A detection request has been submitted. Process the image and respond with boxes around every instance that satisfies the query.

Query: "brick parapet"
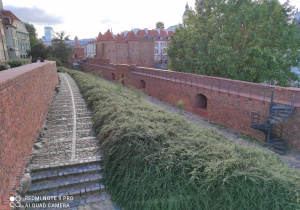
[0,61,58,209]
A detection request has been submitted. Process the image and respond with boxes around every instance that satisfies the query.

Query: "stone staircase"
[23,73,115,209]
[25,157,114,209]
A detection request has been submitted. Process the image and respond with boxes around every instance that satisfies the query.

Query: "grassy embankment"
[59,67,300,210]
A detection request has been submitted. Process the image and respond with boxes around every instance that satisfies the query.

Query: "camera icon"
[10,196,21,207]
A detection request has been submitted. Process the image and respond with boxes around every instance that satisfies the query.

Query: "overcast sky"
[4,0,300,40]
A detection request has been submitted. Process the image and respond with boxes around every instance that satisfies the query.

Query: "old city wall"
[128,41,139,66]
[82,59,300,150]
[102,41,116,64]
[138,37,155,68]
[116,42,129,65]
[0,61,58,208]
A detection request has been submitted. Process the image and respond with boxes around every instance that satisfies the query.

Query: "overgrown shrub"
[62,67,300,210]
[47,56,63,67]
[2,59,30,68]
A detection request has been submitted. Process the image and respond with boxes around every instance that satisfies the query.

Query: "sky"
[3,0,300,40]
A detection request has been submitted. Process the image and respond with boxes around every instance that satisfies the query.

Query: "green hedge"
[1,59,31,69]
[60,67,300,210]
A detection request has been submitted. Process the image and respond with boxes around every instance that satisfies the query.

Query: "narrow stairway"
[251,90,295,155]
[24,73,115,210]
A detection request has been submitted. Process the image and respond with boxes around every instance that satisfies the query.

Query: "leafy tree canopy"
[24,22,37,38]
[156,21,165,30]
[49,31,73,65]
[168,0,300,86]
[29,36,39,48]
[27,42,49,59]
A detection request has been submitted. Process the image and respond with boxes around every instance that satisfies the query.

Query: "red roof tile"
[136,30,146,38]
[115,34,125,43]
[126,31,138,41]
[96,32,103,42]
[148,30,159,37]
[1,10,22,24]
[160,30,167,37]
[168,31,174,36]
[102,29,115,41]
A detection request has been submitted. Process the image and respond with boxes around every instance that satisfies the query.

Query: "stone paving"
[25,73,116,210]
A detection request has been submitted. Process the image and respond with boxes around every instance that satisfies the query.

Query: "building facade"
[1,10,30,59]
[95,29,154,68]
[0,14,8,61]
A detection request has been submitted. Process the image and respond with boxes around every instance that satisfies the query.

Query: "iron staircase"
[251,90,295,155]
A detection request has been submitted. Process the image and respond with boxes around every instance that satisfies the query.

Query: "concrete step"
[26,182,106,204]
[31,163,102,183]
[28,156,102,173]
[28,173,103,194]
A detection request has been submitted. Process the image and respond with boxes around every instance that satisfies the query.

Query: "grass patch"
[61,67,300,210]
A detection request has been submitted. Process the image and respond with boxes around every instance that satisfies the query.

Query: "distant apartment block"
[44,26,54,40]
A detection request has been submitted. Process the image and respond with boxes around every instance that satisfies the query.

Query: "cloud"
[101,18,119,25]
[5,5,63,25]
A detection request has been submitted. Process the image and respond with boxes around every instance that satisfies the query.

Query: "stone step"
[28,172,103,194]
[26,182,106,204]
[28,156,102,173]
[31,163,102,183]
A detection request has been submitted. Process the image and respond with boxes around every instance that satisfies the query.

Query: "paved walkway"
[25,73,115,210]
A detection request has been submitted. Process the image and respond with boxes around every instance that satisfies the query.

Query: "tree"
[156,21,165,30]
[27,43,49,59]
[49,31,73,65]
[24,22,37,38]
[168,0,300,86]
[24,22,39,49]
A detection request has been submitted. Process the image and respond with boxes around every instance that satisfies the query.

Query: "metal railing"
[132,67,300,104]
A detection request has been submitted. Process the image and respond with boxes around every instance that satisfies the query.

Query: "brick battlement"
[0,61,58,209]
[81,61,300,150]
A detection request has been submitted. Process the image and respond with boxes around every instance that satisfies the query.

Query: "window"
[195,94,208,109]
[140,80,145,89]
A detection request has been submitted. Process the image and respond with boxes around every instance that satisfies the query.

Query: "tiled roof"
[148,30,159,37]
[136,30,147,38]
[126,31,138,41]
[168,31,174,36]
[87,40,95,44]
[115,34,126,43]
[160,30,167,37]
[102,29,115,41]
[96,32,103,42]
[1,10,22,24]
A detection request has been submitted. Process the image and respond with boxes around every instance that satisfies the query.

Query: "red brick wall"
[96,42,103,58]
[103,41,116,64]
[81,62,300,150]
[128,41,139,65]
[0,61,58,209]
[74,48,84,60]
[139,38,154,68]
[116,43,129,65]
